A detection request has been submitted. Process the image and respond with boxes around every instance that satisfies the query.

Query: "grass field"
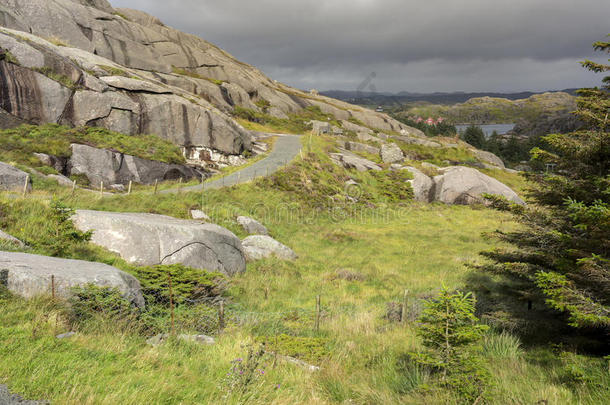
[0,134,607,404]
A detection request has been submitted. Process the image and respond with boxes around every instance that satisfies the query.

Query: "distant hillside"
[321,89,578,107]
[394,92,576,124]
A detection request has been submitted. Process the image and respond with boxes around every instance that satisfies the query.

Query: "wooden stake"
[315,295,321,332]
[218,300,225,334]
[401,289,409,323]
[51,275,55,300]
[168,274,174,335]
[178,177,183,193]
[127,180,132,195]
[71,180,77,197]
[22,175,29,197]
[153,179,158,195]
[99,181,104,198]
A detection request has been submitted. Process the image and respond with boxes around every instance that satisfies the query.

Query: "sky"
[108,0,610,93]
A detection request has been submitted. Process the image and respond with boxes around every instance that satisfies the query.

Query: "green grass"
[0,124,185,172]
[98,65,128,77]
[0,132,606,404]
[233,105,341,135]
[0,50,20,65]
[172,66,225,85]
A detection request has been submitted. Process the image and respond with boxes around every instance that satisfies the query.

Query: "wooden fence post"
[127,180,132,195]
[218,300,225,334]
[315,295,321,332]
[51,275,55,300]
[401,289,409,323]
[153,179,158,195]
[168,274,174,335]
[22,175,29,197]
[71,180,76,197]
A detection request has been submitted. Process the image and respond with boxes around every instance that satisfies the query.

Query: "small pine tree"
[462,125,486,149]
[411,286,489,401]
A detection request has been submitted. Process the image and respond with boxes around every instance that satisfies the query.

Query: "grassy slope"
[0,136,607,404]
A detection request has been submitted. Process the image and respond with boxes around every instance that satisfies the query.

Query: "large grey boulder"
[72,210,245,276]
[329,152,381,172]
[0,251,145,307]
[392,135,441,148]
[242,235,297,261]
[404,167,434,202]
[433,166,525,205]
[342,141,380,155]
[0,162,31,192]
[237,216,268,236]
[69,144,200,187]
[380,143,405,164]
[474,150,505,168]
[0,229,25,247]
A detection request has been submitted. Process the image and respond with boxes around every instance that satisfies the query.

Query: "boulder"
[380,143,404,164]
[190,209,211,221]
[0,229,25,247]
[69,144,200,187]
[0,251,145,307]
[47,174,73,187]
[34,153,65,173]
[329,152,381,172]
[343,141,380,155]
[433,166,525,206]
[404,167,434,202]
[242,235,297,261]
[310,120,331,134]
[237,216,268,236]
[72,210,246,276]
[474,150,505,168]
[392,135,441,148]
[0,161,31,192]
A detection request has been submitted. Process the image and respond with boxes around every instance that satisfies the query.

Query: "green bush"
[259,334,330,364]
[130,264,227,306]
[69,284,136,323]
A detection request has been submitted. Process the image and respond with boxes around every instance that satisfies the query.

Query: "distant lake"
[456,123,515,137]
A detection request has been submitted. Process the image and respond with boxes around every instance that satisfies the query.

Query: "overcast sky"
[109,0,609,93]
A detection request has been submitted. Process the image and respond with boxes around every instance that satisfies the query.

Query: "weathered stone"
[69,144,200,186]
[146,333,215,346]
[109,184,125,192]
[241,235,297,261]
[433,166,525,206]
[310,120,331,134]
[329,152,381,172]
[0,161,31,192]
[404,167,434,202]
[0,229,25,247]
[33,153,65,173]
[190,210,211,221]
[72,210,246,276]
[380,143,404,164]
[474,150,505,168]
[343,141,380,155]
[47,174,73,187]
[56,331,76,339]
[392,135,441,148]
[100,76,171,94]
[0,251,145,307]
[237,216,268,236]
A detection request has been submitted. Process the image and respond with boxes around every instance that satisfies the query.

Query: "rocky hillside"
[397,92,575,124]
[0,0,419,161]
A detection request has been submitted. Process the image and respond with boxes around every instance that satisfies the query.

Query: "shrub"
[68,284,136,324]
[260,334,329,364]
[130,264,227,306]
[410,286,490,402]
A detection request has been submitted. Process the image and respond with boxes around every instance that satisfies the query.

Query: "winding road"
[161,134,302,194]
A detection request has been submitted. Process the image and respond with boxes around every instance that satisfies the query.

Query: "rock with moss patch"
[0,229,25,247]
[237,216,268,235]
[404,167,434,202]
[72,210,245,276]
[0,251,145,307]
[0,162,31,192]
[329,152,381,172]
[380,143,404,164]
[242,235,297,261]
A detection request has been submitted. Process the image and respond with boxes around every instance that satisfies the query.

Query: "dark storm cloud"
[108,0,609,92]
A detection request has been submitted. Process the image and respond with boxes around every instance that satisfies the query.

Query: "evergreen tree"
[462,125,486,148]
[481,36,610,329]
